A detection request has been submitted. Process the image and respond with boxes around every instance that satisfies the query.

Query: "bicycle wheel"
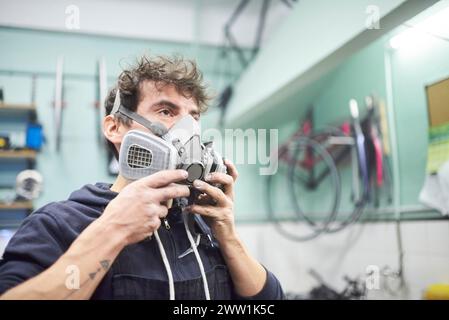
[288,137,342,232]
[305,126,369,234]
[266,136,341,242]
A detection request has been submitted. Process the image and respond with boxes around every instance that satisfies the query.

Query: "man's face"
[105,80,201,152]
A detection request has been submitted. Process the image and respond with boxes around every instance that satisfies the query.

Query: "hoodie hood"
[67,183,118,211]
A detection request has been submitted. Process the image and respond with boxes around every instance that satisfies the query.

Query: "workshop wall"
[231,25,449,221]
[225,0,406,126]
[0,26,239,211]
[232,33,449,298]
[257,37,390,220]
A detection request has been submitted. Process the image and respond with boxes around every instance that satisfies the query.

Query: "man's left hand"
[185,159,238,244]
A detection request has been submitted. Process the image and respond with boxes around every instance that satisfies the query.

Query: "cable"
[324,176,367,233]
[289,136,341,231]
[154,230,175,300]
[266,136,341,241]
[266,123,369,240]
[182,211,211,300]
[321,102,370,233]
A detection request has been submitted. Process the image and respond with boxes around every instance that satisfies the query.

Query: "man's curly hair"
[105,54,213,158]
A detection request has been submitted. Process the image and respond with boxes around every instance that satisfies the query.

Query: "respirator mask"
[112,89,227,186]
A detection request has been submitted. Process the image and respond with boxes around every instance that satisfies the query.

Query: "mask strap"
[111,88,168,137]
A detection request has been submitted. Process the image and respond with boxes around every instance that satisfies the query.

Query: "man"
[0,55,284,300]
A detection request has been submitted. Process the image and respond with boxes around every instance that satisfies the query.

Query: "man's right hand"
[99,169,190,245]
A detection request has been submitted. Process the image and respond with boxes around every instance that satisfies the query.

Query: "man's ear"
[103,115,124,146]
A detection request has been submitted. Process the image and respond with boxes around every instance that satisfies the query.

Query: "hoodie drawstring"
[154,213,211,300]
[182,211,211,300]
[154,230,175,300]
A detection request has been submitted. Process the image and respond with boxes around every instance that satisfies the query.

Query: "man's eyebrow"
[151,99,200,116]
[151,100,180,110]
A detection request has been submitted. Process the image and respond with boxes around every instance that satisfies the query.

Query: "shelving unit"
[0,102,39,220]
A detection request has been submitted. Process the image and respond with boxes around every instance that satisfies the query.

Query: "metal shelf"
[0,102,36,111]
[0,102,37,123]
[0,149,37,160]
[0,200,33,210]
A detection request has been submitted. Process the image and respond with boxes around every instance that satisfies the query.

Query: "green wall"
[0,27,240,212]
[389,26,449,205]
[225,0,406,126]
[232,25,449,222]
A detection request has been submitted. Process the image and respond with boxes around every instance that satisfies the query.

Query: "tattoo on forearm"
[100,260,110,271]
[89,260,110,280]
[63,259,111,299]
[89,268,100,280]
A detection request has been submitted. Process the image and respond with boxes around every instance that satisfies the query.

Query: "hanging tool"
[96,57,108,143]
[349,99,370,204]
[54,56,64,152]
[364,96,384,207]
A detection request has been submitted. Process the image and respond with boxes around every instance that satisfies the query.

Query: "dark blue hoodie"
[0,183,284,300]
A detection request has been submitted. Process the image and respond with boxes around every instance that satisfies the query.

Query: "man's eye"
[159,109,173,116]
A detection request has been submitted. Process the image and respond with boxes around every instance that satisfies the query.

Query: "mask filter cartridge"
[119,130,178,181]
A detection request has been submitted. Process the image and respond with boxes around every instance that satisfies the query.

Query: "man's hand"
[185,159,238,243]
[99,169,190,245]
[185,159,269,297]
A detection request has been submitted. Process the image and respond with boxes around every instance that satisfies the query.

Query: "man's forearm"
[218,235,267,298]
[0,217,126,300]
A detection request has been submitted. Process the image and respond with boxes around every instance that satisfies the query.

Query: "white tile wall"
[236,220,449,300]
[426,221,449,257]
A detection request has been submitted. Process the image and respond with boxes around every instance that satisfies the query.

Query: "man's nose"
[167,113,190,129]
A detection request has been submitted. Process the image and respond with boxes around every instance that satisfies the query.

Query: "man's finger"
[139,169,188,188]
[186,204,217,218]
[145,203,168,219]
[196,194,216,206]
[156,205,169,219]
[224,159,238,182]
[153,184,190,202]
[205,172,234,198]
[192,180,227,206]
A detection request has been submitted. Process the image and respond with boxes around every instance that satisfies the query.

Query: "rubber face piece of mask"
[119,130,179,181]
[168,114,201,146]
